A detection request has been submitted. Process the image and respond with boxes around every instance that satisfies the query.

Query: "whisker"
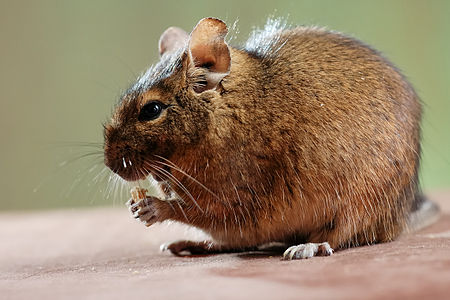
[153,155,219,199]
[49,141,104,148]
[146,162,204,213]
[61,158,105,200]
[59,152,104,167]
[87,166,111,204]
[92,165,110,184]
[145,164,190,222]
[140,166,176,213]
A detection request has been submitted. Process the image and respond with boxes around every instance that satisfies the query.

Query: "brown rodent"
[103,17,439,259]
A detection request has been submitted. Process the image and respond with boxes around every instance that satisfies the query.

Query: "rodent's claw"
[126,198,136,213]
[126,198,134,207]
[126,197,158,227]
[282,242,333,260]
[131,204,141,215]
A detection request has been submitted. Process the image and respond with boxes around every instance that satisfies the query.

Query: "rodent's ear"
[188,18,231,92]
[159,27,189,56]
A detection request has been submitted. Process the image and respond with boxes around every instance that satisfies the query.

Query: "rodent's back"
[263,27,421,187]
[209,27,422,247]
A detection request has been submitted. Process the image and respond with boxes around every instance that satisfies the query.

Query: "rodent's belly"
[206,200,320,248]
[192,158,413,249]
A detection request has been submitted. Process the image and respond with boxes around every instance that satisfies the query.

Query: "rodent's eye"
[138,101,165,122]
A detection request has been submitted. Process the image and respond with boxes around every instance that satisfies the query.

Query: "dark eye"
[138,101,165,121]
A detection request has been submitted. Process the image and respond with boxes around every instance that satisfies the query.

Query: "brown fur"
[104,18,422,250]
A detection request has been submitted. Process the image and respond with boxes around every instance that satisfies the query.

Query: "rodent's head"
[104,18,231,181]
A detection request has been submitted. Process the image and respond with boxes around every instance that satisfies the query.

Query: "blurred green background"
[0,0,448,211]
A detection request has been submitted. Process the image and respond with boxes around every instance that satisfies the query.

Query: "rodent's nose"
[103,140,124,174]
[103,142,121,173]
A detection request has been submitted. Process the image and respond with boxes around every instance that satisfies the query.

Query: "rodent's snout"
[104,146,145,181]
[103,124,148,181]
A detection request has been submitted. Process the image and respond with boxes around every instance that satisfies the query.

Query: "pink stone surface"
[1,191,449,300]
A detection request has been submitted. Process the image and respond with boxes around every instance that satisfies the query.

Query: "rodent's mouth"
[103,137,169,182]
[104,157,168,183]
[104,156,149,182]
[121,170,167,183]
[117,171,148,182]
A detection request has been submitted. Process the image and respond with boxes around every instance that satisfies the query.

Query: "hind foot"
[283,242,334,260]
[160,240,224,256]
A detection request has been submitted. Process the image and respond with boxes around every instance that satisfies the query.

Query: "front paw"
[126,196,158,227]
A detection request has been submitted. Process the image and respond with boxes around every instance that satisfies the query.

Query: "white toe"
[300,243,316,259]
[283,242,334,260]
[160,243,169,252]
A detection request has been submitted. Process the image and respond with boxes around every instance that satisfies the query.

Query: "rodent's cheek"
[159,134,169,144]
[144,135,175,159]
